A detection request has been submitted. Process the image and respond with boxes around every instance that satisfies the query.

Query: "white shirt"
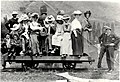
[71,18,82,31]
[30,21,44,30]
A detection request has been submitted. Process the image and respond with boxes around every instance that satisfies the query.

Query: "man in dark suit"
[97,26,120,73]
[5,11,19,32]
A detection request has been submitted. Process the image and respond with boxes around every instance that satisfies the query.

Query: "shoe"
[61,54,66,58]
[39,52,42,55]
[8,53,12,57]
[51,50,55,54]
[39,55,42,57]
[107,69,113,72]
[107,69,113,74]
[35,54,38,57]
[98,66,104,69]
[20,51,24,56]
[61,55,64,58]
[78,55,82,58]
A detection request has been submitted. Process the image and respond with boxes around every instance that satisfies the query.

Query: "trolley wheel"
[62,63,76,69]
[24,62,39,68]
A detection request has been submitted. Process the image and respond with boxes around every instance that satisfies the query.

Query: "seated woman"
[51,15,64,55]
[60,15,73,58]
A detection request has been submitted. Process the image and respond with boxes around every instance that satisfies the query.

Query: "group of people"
[2,5,120,73]
[2,8,92,59]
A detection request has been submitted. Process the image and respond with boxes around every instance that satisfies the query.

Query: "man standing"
[5,11,19,32]
[38,5,48,53]
[97,26,120,72]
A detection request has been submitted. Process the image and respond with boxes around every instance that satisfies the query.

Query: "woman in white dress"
[51,15,64,54]
[61,15,73,57]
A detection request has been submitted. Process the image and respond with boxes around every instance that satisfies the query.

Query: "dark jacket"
[5,18,18,32]
[99,33,120,50]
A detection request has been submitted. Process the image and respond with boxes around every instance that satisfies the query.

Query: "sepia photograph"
[1,0,120,82]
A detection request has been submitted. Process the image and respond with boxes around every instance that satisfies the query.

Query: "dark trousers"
[71,30,83,55]
[98,46,114,70]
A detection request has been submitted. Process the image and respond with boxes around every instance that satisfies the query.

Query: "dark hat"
[40,5,47,14]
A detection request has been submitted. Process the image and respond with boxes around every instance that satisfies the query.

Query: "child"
[10,34,21,59]
[1,33,11,54]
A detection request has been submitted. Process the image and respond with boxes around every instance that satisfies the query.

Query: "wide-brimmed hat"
[45,15,55,22]
[18,14,29,22]
[72,10,82,15]
[57,10,65,15]
[12,11,18,15]
[104,26,111,30]
[63,14,71,20]
[56,15,63,20]
[31,13,39,18]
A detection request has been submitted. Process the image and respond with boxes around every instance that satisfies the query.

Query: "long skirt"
[60,32,73,55]
[30,34,40,55]
[71,29,83,55]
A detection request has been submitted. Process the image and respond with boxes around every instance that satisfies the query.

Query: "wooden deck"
[4,56,95,63]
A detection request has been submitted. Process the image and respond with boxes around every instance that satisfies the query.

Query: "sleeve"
[114,34,120,45]
[5,19,11,30]
[98,33,104,44]
[81,19,92,31]
[10,24,20,31]
[29,23,44,31]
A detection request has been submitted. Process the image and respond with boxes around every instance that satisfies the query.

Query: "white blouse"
[71,18,82,31]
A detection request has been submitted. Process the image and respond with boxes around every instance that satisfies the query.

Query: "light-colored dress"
[60,23,73,55]
[52,24,63,47]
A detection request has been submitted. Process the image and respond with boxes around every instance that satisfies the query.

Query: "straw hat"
[45,15,55,22]
[18,14,29,22]
[57,10,65,15]
[31,13,39,18]
[56,15,63,20]
[63,14,70,20]
[72,10,82,15]
[12,11,18,15]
